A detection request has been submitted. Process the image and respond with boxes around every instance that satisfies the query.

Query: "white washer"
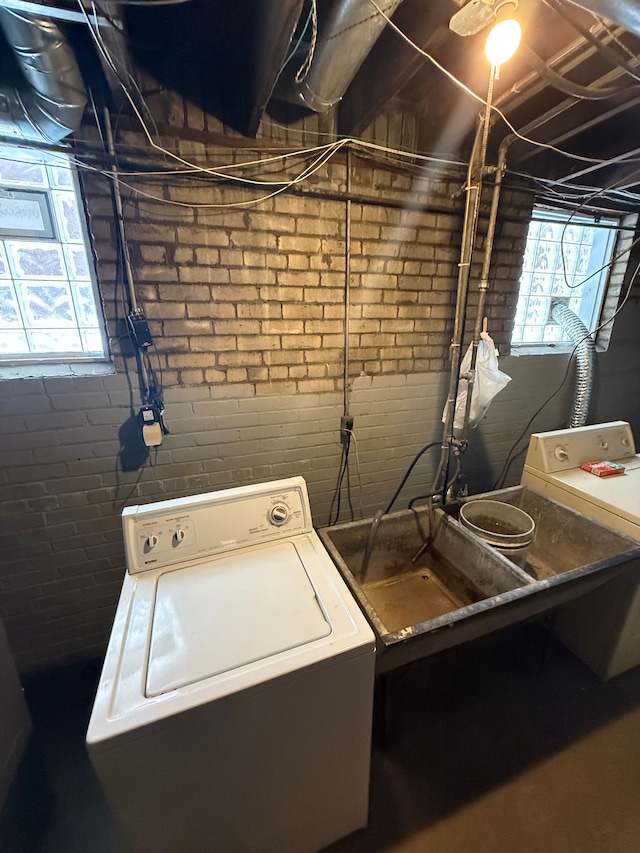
[522,421,640,678]
[87,477,375,853]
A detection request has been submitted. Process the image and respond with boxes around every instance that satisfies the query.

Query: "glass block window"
[511,207,618,346]
[0,143,108,363]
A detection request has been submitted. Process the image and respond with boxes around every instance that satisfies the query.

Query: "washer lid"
[145,541,332,697]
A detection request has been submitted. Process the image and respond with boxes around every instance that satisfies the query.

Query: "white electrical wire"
[110,137,350,209]
[91,142,349,180]
[344,428,365,520]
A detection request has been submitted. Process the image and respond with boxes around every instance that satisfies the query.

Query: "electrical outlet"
[340,416,354,447]
[139,405,163,447]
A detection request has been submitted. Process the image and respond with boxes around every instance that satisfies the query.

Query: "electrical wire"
[558,213,630,291]
[384,441,441,515]
[346,445,354,522]
[80,2,395,212]
[328,435,352,526]
[507,165,640,479]
[295,0,317,83]
[548,166,640,293]
[525,172,640,208]
[86,1,161,136]
[7,1,640,210]
[110,139,351,209]
[262,2,316,110]
[83,0,621,191]
[344,428,365,519]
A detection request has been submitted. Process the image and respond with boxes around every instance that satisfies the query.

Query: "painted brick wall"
[0,362,576,672]
[1,103,639,673]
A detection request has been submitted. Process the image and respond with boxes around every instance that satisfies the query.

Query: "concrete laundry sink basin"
[319,488,640,674]
[319,508,532,673]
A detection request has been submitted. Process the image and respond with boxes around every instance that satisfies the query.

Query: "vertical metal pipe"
[103,106,150,402]
[431,116,485,497]
[104,107,138,314]
[459,135,510,443]
[344,147,352,417]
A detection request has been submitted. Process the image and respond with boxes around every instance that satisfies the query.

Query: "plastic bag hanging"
[443,331,511,430]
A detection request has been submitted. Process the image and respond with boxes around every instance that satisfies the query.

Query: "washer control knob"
[173,529,186,545]
[554,445,569,462]
[145,534,158,550]
[600,440,609,451]
[622,436,630,447]
[269,504,290,526]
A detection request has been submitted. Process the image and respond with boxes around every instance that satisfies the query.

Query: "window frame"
[511,205,621,354]
[0,143,111,377]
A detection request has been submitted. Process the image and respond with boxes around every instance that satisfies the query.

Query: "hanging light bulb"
[485,17,522,66]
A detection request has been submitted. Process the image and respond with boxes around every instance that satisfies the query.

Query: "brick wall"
[84,129,530,393]
[0,364,576,673]
[1,107,639,673]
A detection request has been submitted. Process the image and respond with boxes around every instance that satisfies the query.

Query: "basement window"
[511,206,620,350]
[0,143,110,379]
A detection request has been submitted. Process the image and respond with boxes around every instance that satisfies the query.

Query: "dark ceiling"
[54,0,640,198]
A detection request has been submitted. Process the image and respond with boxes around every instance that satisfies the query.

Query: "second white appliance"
[522,421,640,678]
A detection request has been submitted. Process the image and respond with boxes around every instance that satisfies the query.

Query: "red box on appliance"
[580,461,626,477]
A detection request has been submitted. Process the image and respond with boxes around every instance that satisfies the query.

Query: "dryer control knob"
[173,529,186,544]
[269,504,290,526]
[554,445,569,461]
[146,534,158,549]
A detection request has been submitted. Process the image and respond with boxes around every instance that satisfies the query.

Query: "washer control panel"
[123,477,311,574]
[524,421,636,474]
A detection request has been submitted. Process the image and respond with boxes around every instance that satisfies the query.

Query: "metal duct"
[274,0,404,112]
[567,0,640,38]
[0,8,87,143]
[551,302,596,428]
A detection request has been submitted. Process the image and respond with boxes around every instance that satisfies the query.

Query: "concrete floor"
[2,623,640,853]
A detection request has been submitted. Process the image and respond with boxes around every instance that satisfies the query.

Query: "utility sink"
[319,487,640,674]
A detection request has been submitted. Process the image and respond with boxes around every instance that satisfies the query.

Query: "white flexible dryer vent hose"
[551,302,596,428]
